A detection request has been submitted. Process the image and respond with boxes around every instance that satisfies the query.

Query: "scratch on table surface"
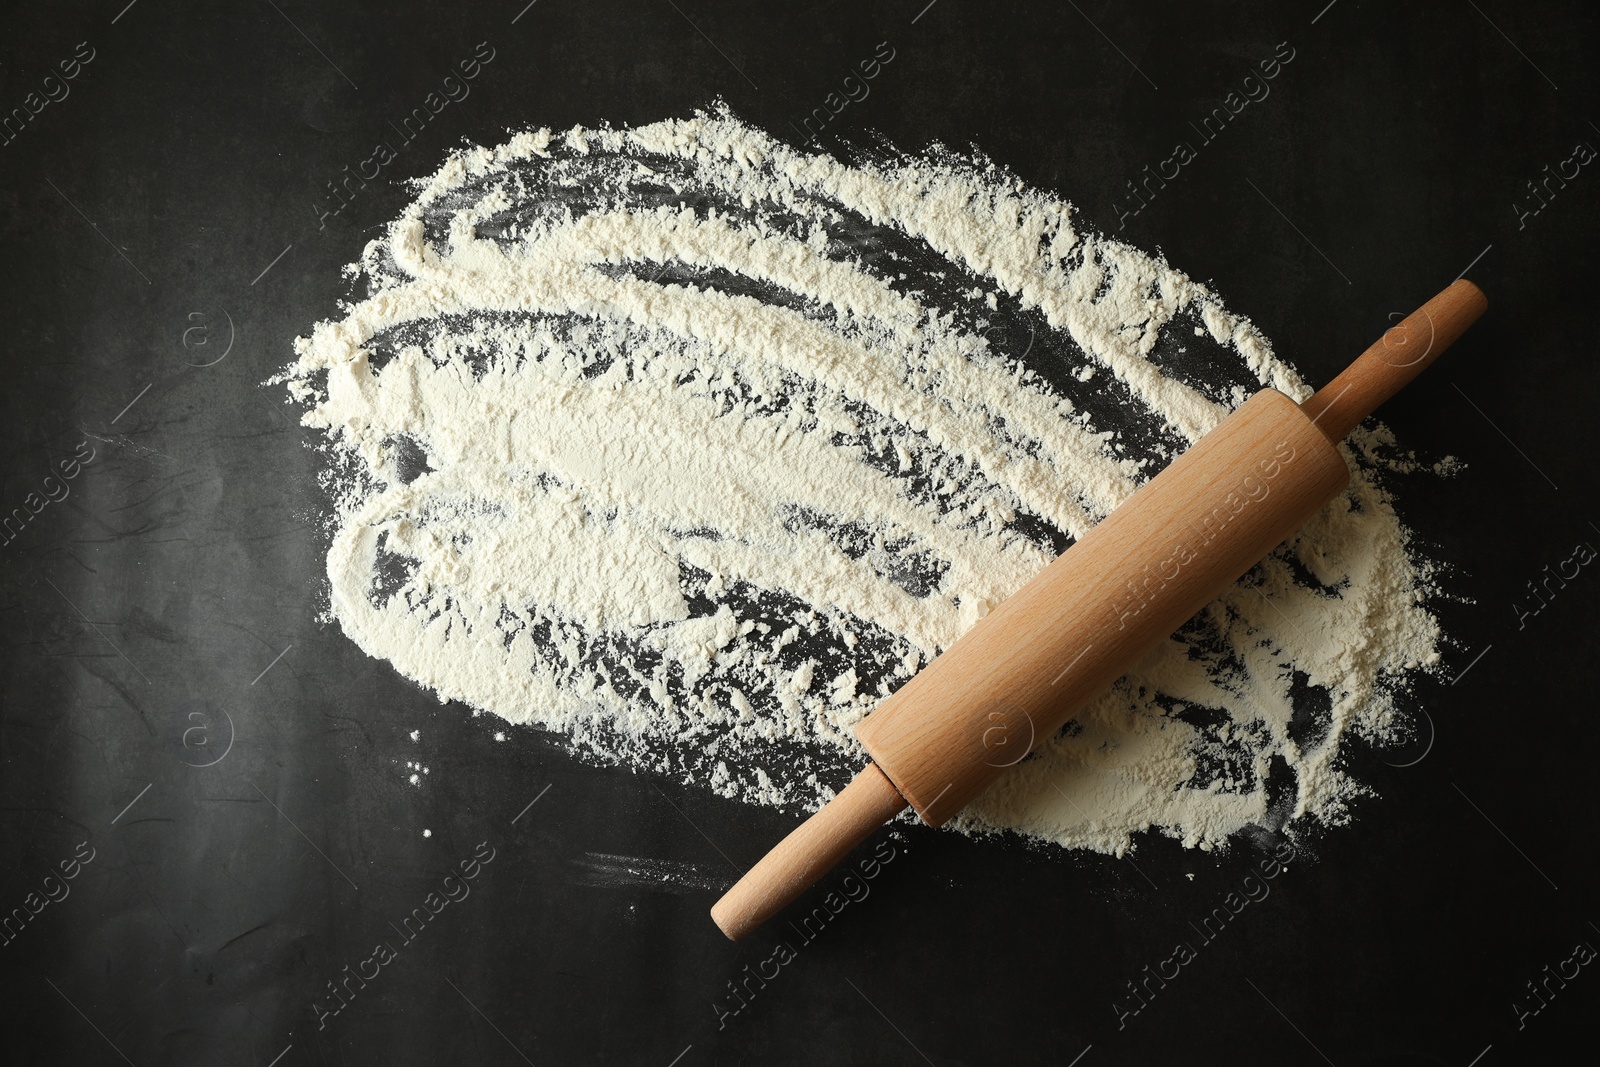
[571,852,734,894]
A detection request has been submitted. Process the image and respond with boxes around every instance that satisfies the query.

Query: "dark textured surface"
[2,2,1596,1064]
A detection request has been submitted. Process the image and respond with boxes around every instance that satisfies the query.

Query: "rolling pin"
[711,279,1487,940]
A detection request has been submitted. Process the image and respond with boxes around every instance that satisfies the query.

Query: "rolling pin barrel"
[856,388,1350,822]
[711,279,1487,941]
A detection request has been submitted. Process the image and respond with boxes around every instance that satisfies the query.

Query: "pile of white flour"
[281,107,1445,856]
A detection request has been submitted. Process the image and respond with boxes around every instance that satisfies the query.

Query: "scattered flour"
[281,107,1445,857]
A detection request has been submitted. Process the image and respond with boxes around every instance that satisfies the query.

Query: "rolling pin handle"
[1299,278,1488,443]
[711,762,907,940]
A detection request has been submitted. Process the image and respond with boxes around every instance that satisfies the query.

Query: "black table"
[3,2,1595,1063]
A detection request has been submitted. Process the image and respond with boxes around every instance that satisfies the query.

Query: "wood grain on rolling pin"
[856,388,1350,823]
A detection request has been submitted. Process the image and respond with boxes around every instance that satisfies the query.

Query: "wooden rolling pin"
[711,280,1487,940]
